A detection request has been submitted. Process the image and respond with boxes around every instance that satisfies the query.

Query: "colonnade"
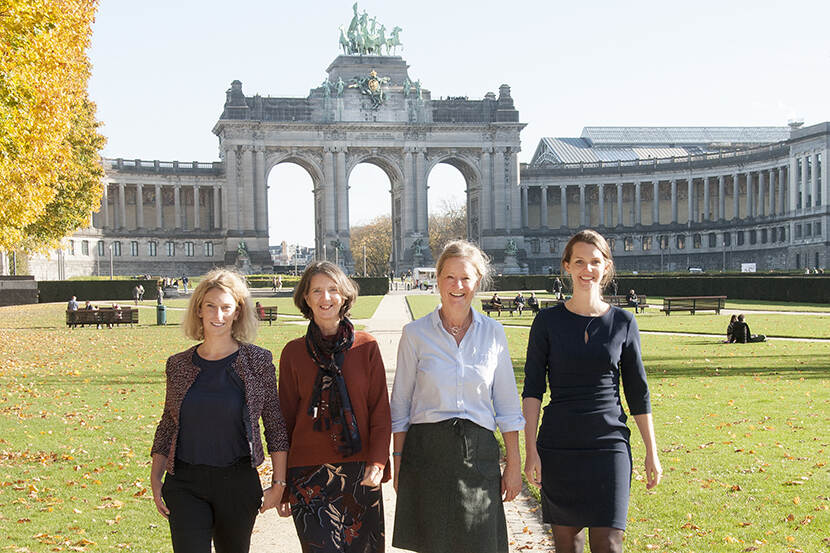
[98,181,222,232]
[518,160,823,230]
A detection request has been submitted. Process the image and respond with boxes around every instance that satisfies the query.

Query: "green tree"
[0,0,105,252]
[428,198,467,259]
[349,215,392,276]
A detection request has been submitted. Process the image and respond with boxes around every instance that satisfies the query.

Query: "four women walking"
[151,231,660,553]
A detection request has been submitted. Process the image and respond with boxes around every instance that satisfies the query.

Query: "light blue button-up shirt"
[390,306,525,434]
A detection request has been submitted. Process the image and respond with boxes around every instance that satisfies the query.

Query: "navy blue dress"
[522,304,651,530]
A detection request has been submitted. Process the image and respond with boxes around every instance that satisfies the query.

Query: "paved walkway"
[249,291,552,552]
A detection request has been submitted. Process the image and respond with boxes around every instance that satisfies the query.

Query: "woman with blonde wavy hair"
[150,268,289,553]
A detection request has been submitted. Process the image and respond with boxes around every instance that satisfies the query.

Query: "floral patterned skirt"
[287,462,384,553]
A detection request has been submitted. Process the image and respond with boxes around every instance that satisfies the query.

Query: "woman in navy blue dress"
[522,230,662,553]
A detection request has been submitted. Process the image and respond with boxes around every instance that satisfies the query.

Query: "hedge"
[38,279,160,303]
[609,275,830,303]
[489,275,555,292]
[352,277,388,296]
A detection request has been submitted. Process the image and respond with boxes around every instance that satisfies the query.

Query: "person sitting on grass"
[514,291,526,315]
[724,314,738,343]
[733,314,766,343]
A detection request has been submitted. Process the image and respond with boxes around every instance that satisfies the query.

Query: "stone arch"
[345,151,404,185]
[425,152,482,244]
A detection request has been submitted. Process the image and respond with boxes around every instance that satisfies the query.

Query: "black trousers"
[162,458,263,553]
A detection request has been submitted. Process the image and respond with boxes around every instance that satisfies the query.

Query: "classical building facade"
[520,123,829,272]
[21,55,829,278]
[28,53,525,278]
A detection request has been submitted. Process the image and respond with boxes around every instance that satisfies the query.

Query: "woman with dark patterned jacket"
[150,269,289,553]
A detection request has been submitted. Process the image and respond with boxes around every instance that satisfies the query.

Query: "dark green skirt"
[392,418,507,553]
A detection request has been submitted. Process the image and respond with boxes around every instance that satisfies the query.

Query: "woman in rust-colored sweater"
[277,261,391,553]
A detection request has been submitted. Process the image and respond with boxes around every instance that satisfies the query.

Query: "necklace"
[441,311,472,337]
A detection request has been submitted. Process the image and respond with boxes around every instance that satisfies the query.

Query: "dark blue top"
[522,304,651,450]
[176,350,250,466]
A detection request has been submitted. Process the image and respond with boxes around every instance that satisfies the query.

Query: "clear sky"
[88,0,830,247]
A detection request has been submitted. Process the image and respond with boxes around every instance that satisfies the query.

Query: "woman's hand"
[259,483,284,513]
[150,454,169,519]
[276,502,292,517]
[501,460,522,502]
[523,446,542,488]
[644,452,663,489]
[360,464,383,487]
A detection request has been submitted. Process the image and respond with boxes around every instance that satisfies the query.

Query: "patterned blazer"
[151,342,289,474]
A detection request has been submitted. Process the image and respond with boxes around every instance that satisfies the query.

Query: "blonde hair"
[436,240,491,291]
[293,261,359,320]
[561,229,616,288]
[183,269,258,343]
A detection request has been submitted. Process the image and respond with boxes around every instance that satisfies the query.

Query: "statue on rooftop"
[340,4,402,56]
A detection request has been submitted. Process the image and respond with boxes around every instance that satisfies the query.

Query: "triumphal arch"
[213,13,525,272]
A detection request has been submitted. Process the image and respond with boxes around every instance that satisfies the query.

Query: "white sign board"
[741,263,757,273]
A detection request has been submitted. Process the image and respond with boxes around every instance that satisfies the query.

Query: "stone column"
[718,175,725,221]
[768,169,776,215]
[118,182,126,230]
[521,186,528,228]
[671,179,678,223]
[323,148,335,240]
[733,173,740,219]
[822,149,828,208]
[745,172,754,218]
[633,181,641,225]
[687,177,694,223]
[561,185,568,228]
[101,184,109,229]
[213,185,221,229]
[507,149,521,232]
[757,171,765,217]
[193,185,200,230]
[616,182,623,227]
[789,157,798,212]
[778,166,786,214]
[255,149,267,232]
[403,149,413,237]
[702,176,710,221]
[135,183,144,229]
[224,147,238,230]
[598,184,605,227]
[811,152,820,207]
[241,147,255,231]
[336,150,348,234]
[492,148,506,230]
[579,184,586,227]
[174,184,182,229]
[801,156,808,209]
[652,180,659,225]
[155,184,163,229]
[480,149,491,233]
[540,185,548,228]
[415,148,427,234]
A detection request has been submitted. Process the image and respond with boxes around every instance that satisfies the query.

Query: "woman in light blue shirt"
[391,240,524,553]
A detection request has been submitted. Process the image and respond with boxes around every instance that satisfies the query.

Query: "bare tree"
[429,199,467,260]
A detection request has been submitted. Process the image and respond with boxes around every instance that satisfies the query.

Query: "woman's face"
[438,257,480,312]
[563,241,609,293]
[305,273,344,329]
[199,287,239,340]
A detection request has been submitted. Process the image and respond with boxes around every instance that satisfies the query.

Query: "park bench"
[539,298,566,310]
[66,307,139,328]
[604,294,649,311]
[482,299,521,317]
[257,306,279,325]
[661,296,726,315]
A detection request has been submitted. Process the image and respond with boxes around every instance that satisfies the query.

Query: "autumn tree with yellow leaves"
[0,0,105,252]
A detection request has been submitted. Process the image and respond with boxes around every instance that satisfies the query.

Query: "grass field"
[1,298,828,552]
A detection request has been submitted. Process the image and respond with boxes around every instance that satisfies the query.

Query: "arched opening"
[348,162,393,276]
[427,161,469,260]
[267,162,315,275]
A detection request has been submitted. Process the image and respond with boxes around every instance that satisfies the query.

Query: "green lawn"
[2,300,828,552]
[407,296,830,339]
